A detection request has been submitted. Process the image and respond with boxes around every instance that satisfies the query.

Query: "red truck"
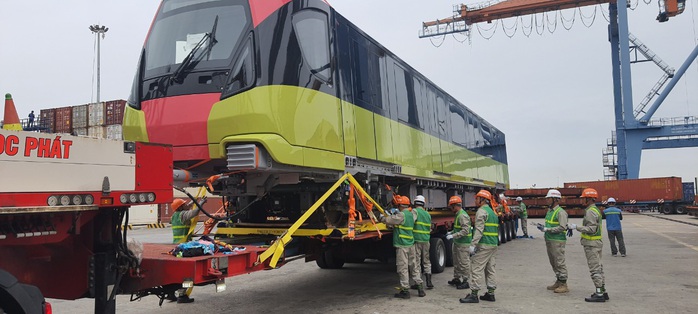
[0,129,278,313]
[565,177,696,214]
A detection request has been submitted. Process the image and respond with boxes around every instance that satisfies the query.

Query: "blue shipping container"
[682,182,695,203]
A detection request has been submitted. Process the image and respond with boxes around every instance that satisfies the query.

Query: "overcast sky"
[1,0,696,189]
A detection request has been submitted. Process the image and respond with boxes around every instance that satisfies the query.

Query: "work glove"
[568,223,577,230]
[389,208,399,215]
[566,228,574,237]
[468,245,477,256]
[446,234,454,240]
[536,223,545,232]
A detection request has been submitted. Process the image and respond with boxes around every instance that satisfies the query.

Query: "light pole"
[89,24,109,103]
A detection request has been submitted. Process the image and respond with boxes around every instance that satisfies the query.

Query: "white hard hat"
[607,197,616,203]
[516,197,523,201]
[546,189,562,199]
[414,195,426,205]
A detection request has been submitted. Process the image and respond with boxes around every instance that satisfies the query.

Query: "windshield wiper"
[170,16,219,84]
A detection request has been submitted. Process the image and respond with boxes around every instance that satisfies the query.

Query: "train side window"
[222,34,255,99]
[350,39,382,109]
[293,10,331,84]
[436,94,450,141]
[395,65,420,128]
[450,102,467,146]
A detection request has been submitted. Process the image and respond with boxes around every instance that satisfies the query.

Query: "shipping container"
[72,104,89,128]
[73,127,88,136]
[88,126,106,138]
[505,188,582,197]
[54,106,73,133]
[565,177,688,214]
[682,182,695,203]
[105,100,126,125]
[88,102,105,126]
[39,108,55,133]
[106,124,123,140]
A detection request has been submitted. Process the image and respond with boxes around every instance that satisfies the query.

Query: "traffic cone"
[2,93,23,131]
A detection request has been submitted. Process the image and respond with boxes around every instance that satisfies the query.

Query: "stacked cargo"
[33,99,126,139]
[565,177,694,214]
[39,108,55,133]
[505,188,586,218]
[71,104,89,136]
[54,106,73,133]
[88,102,106,138]
[105,100,125,140]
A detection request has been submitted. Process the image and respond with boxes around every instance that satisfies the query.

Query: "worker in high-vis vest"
[169,196,206,303]
[460,190,499,304]
[446,195,472,290]
[516,197,529,238]
[381,196,425,299]
[411,195,434,290]
[570,188,608,303]
[537,189,569,293]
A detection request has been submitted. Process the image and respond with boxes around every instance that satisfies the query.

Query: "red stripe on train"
[249,0,292,27]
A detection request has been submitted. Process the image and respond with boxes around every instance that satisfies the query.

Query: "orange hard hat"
[581,188,599,199]
[448,195,462,206]
[399,196,411,205]
[171,199,186,211]
[476,190,492,200]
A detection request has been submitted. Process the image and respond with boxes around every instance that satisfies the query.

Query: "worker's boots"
[425,274,434,289]
[456,281,470,290]
[547,280,562,290]
[448,278,462,286]
[479,292,496,302]
[553,283,569,293]
[459,293,479,303]
[417,285,426,297]
[584,293,606,302]
[176,295,195,303]
[394,289,410,299]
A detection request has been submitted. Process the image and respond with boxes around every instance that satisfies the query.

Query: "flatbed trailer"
[0,129,279,314]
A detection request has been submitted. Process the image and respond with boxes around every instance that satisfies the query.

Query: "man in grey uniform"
[446,195,471,290]
[571,188,608,302]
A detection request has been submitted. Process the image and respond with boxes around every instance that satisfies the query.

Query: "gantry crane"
[420,0,696,180]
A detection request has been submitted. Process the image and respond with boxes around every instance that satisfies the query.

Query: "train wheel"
[429,237,446,274]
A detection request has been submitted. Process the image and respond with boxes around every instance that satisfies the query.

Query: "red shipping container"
[54,106,73,133]
[564,177,684,203]
[105,99,126,125]
[39,108,55,133]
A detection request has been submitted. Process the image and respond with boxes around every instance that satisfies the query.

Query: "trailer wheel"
[499,221,507,244]
[315,246,345,269]
[429,237,446,274]
[661,204,675,214]
[443,236,454,267]
[676,205,687,215]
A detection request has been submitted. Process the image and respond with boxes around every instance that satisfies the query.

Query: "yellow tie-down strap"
[257,173,386,268]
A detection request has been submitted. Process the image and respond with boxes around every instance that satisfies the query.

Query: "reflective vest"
[581,205,603,241]
[480,205,499,246]
[519,202,528,218]
[413,207,432,243]
[393,209,415,247]
[171,211,189,244]
[544,205,567,242]
[453,209,472,245]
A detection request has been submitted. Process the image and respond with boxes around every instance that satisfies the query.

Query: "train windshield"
[144,0,249,79]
